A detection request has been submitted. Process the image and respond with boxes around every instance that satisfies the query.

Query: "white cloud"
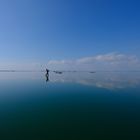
[0,53,139,71]
[77,53,138,64]
[47,53,140,71]
[48,60,72,65]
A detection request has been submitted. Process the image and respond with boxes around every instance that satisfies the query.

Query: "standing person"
[46,68,49,75]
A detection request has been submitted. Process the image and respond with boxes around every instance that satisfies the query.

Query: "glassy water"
[0,72,140,140]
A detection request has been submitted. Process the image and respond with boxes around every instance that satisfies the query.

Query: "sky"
[0,0,140,70]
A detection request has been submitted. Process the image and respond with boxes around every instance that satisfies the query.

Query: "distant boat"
[89,71,96,73]
[53,71,63,74]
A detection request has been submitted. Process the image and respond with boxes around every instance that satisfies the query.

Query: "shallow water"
[0,72,140,140]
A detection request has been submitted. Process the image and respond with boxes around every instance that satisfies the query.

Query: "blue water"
[0,72,140,140]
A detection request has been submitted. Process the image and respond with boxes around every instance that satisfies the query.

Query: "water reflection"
[48,72,140,90]
[0,71,140,140]
[0,71,139,90]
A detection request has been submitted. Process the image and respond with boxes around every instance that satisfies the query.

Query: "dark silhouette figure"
[45,68,49,82]
[45,73,49,82]
[46,68,49,75]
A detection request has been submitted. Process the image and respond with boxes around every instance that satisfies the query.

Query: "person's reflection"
[45,68,50,83]
[45,73,49,82]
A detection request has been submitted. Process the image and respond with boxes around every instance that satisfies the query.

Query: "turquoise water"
[0,72,140,140]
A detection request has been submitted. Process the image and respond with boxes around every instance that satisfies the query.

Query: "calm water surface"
[0,72,140,140]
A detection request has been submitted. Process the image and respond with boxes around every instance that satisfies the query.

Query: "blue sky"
[0,0,140,70]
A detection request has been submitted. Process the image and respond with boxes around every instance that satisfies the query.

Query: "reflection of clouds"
[49,72,140,90]
[0,72,140,90]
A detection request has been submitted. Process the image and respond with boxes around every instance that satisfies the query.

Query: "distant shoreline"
[0,70,140,73]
